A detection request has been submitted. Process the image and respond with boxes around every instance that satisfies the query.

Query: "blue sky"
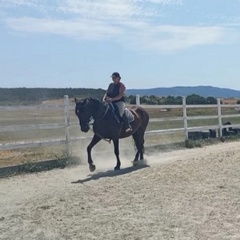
[1,0,240,90]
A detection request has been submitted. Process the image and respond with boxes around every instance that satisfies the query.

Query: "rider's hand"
[103,96,108,102]
[106,97,112,103]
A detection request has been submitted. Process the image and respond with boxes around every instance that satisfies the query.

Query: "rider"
[103,72,132,132]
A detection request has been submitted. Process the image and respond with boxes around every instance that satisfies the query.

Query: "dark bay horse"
[74,97,149,172]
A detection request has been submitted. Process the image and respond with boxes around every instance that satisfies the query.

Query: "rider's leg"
[122,112,132,132]
[114,101,132,132]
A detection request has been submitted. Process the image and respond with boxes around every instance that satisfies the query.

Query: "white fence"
[1,95,240,157]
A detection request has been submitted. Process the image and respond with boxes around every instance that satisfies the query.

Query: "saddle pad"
[124,108,134,122]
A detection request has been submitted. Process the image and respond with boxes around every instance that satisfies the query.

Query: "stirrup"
[125,127,132,132]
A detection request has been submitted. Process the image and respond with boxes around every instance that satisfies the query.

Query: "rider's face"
[112,76,120,84]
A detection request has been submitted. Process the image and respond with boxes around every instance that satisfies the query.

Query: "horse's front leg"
[87,134,101,172]
[113,138,121,170]
[134,151,140,162]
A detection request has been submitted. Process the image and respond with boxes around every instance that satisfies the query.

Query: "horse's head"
[74,98,93,133]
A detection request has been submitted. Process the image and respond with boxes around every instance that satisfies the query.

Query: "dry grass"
[1,100,240,168]
[0,145,67,167]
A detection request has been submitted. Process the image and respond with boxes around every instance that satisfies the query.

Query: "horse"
[74,97,149,172]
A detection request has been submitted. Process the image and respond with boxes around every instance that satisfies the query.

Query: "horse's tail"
[135,106,149,131]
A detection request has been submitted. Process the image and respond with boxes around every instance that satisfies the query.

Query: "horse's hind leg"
[132,132,139,162]
[87,134,101,172]
[139,137,145,160]
[113,138,121,170]
[132,130,145,161]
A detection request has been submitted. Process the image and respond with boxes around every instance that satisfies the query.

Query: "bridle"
[76,100,112,143]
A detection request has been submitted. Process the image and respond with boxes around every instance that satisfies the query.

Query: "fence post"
[136,95,140,106]
[217,98,222,137]
[182,96,188,140]
[64,95,72,157]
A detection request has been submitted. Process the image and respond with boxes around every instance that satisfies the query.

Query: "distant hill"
[126,86,240,98]
[0,88,105,105]
[1,86,240,106]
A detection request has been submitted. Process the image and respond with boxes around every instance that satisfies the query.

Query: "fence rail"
[1,95,240,157]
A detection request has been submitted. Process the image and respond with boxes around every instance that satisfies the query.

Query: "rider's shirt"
[106,82,125,103]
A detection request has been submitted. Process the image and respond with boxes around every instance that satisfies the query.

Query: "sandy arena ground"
[0,141,240,240]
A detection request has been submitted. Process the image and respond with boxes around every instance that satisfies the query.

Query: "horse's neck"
[91,101,108,120]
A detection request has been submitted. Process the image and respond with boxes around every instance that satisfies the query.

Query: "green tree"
[206,96,217,104]
[186,94,207,105]
[163,96,176,105]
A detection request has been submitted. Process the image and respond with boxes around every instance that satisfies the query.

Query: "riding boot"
[121,113,132,132]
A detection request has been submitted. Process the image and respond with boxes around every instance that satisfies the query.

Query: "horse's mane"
[83,97,105,110]
[76,97,101,106]
[88,97,102,104]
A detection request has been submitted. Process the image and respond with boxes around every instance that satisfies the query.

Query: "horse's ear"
[74,97,78,103]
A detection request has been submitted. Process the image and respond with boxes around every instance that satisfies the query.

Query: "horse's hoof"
[132,160,138,166]
[132,159,148,167]
[114,166,120,171]
[89,164,96,172]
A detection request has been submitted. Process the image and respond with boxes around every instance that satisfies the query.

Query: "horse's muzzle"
[81,125,89,133]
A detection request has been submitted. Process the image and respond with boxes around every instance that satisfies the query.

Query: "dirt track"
[1,141,240,240]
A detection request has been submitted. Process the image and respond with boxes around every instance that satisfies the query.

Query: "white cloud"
[128,25,226,52]
[56,0,182,20]
[1,0,236,52]
[1,0,38,7]
[144,0,182,4]
[5,17,123,40]
[57,0,152,21]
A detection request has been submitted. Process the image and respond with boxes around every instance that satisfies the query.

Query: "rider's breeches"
[114,101,125,117]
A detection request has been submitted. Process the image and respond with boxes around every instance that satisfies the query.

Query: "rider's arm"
[103,83,111,102]
[102,92,107,102]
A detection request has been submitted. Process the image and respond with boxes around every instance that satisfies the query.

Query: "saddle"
[109,103,134,123]
[124,108,134,122]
